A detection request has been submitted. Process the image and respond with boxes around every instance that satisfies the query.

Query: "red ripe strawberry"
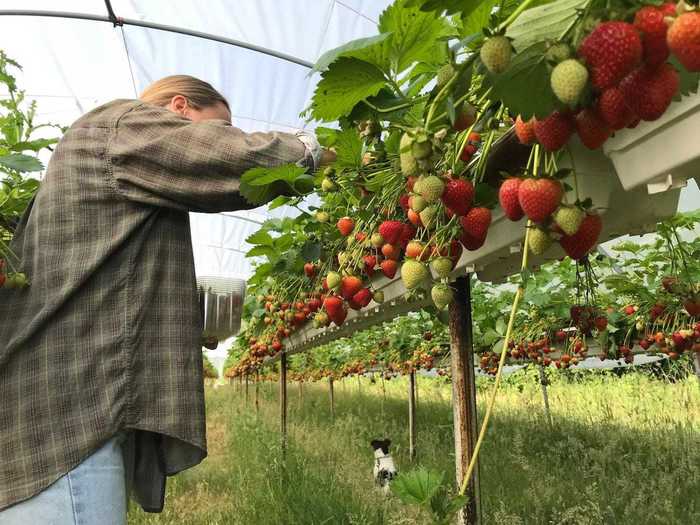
[405,240,429,261]
[381,243,401,260]
[399,193,411,212]
[533,111,574,152]
[340,275,363,300]
[380,259,398,278]
[575,108,611,150]
[514,116,536,145]
[498,178,524,221]
[634,6,670,67]
[579,21,642,89]
[594,316,608,331]
[352,288,373,308]
[621,63,679,121]
[378,220,403,245]
[667,12,700,72]
[460,207,491,249]
[363,255,377,276]
[304,262,316,277]
[337,217,354,236]
[597,86,636,130]
[398,223,416,249]
[518,178,563,223]
[460,144,477,162]
[441,178,474,217]
[559,213,603,260]
[355,232,367,243]
[308,298,321,312]
[324,296,347,326]
[448,239,462,264]
[460,231,486,250]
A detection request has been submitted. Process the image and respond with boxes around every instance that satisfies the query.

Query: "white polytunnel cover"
[0,0,393,285]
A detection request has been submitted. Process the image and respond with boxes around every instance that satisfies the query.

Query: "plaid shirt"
[0,99,309,512]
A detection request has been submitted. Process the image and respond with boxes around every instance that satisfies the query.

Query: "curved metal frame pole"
[0,10,314,69]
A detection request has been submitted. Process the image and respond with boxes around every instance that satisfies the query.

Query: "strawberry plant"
[0,50,62,288]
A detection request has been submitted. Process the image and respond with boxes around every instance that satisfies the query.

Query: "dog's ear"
[370,439,381,450]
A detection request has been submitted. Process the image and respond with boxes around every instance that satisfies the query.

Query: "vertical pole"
[357,374,361,395]
[449,276,481,525]
[280,353,288,454]
[538,364,553,426]
[381,374,386,401]
[239,375,243,393]
[329,377,335,420]
[245,374,249,405]
[694,351,700,386]
[408,370,417,462]
[298,381,304,408]
[255,373,260,415]
[414,371,419,409]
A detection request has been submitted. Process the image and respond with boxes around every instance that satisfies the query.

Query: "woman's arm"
[109,103,315,212]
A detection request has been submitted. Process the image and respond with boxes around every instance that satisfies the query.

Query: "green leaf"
[0,153,43,172]
[245,245,276,259]
[495,317,507,335]
[9,138,58,153]
[670,56,700,100]
[267,195,293,210]
[391,467,444,506]
[474,182,498,208]
[314,126,339,148]
[459,0,497,41]
[312,33,392,73]
[301,241,321,262]
[489,42,561,120]
[334,128,364,169]
[375,0,456,73]
[506,0,590,53]
[239,164,308,205]
[311,58,388,122]
[245,230,273,246]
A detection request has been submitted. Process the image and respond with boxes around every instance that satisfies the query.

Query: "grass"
[128,370,700,524]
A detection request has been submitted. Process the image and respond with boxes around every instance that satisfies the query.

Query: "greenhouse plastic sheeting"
[0,0,390,280]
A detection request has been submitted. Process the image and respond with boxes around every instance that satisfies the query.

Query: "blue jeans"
[0,434,128,525]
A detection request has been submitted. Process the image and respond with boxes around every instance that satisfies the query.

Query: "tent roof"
[0,0,391,280]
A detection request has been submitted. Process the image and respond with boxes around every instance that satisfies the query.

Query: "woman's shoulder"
[70,99,147,129]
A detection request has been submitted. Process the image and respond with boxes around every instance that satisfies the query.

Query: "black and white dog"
[371,439,397,493]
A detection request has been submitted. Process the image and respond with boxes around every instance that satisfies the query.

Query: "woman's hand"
[319,148,336,167]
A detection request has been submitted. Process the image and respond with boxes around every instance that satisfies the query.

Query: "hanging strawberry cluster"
[508,3,700,152]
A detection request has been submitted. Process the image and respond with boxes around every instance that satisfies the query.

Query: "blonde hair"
[139,75,229,110]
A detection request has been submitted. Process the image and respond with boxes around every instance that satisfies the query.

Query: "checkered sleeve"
[108,103,309,212]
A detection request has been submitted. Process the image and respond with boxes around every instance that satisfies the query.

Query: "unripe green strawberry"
[400,133,418,177]
[373,290,385,303]
[401,260,429,290]
[327,271,341,289]
[411,137,432,160]
[554,205,585,236]
[431,257,454,278]
[437,63,456,89]
[480,36,512,74]
[370,233,384,248]
[409,194,427,212]
[431,283,454,310]
[551,59,589,105]
[321,177,337,192]
[419,175,445,203]
[419,206,438,229]
[316,211,330,223]
[528,227,552,255]
[546,42,571,63]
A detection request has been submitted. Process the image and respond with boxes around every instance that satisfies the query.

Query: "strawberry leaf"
[311,58,387,121]
[506,0,590,53]
[240,164,310,205]
[487,42,561,120]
